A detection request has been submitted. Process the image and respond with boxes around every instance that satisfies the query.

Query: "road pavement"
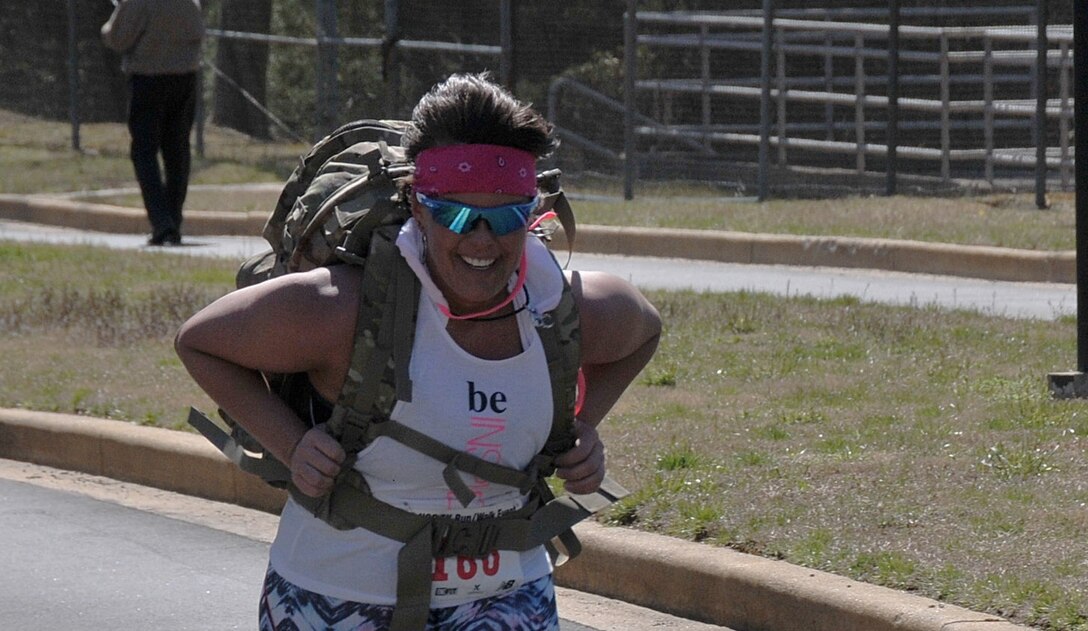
[0,219,1075,321]
[0,459,727,630]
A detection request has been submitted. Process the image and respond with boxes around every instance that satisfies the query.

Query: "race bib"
[430,549,524,605]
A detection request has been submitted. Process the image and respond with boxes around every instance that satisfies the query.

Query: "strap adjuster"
[431,520,501,558]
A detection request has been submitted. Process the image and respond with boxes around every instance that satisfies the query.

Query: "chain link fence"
[0,0,1074,199]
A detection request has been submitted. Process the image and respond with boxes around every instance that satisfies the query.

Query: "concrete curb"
[0,193,1074,285]
[0,194,267,238]
[0,409,1033,631]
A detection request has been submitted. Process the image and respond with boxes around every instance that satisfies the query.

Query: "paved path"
[0,459,728,630]
[0,219,1075,321]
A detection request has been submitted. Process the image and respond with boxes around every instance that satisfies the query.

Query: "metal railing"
[635,12,1072,184]
[567,8,1075,198]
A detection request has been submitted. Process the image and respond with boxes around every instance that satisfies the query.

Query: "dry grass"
[0,108,305,195]
[0,243,230,426]
[0,108,1076,252]
[603,290,1087,630]
[90,187,1077,252]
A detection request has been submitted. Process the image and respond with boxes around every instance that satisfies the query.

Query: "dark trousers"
[127,72,198,241]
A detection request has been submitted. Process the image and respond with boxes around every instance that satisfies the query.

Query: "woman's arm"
[174,266,359,495]
[554,270,661,493]
[568,270,662,428]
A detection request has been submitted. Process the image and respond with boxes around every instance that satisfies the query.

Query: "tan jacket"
[101,0,204,76]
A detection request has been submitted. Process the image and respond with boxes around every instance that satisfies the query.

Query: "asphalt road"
[0,460,728,630]
[0,473,265,630]
[0,219,1075,321]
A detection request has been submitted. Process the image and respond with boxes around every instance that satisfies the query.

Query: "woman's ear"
[409,193,428,226]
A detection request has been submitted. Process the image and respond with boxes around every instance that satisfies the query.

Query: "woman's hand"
[554,419,606,495]
[289,426,347,498]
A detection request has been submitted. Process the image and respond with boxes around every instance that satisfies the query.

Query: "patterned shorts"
[259,565,560,631]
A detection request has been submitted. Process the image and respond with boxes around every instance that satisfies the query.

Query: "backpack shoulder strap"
[328,223,418,451]
[535,276,582,465]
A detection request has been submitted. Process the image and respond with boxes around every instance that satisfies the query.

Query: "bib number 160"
[432,551,501,581]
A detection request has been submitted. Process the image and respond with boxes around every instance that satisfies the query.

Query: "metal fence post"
[1035,0,1049,209]
[700,24,711,149]
[776,28,787,166]
[1060,41,1071,189]
[316,0,339,138]
[886,0,899,196]
[385,0,401,118]
[500,0,513,88]
[66,0,81,152]
[1048,0,1088,395]
[623,0,637,201]
[984,36,995,184]
[1078,0,1088,372]
[940,33,951,182]
[758,0,774,201]
[854,33,866,175]
[824,25,834,141]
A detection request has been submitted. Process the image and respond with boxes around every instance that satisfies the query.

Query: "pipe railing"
[628,12,1073,187]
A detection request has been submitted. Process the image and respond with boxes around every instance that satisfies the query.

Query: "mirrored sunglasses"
[415,192,538,236]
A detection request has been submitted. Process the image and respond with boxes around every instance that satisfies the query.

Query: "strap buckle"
[431,520,501,558]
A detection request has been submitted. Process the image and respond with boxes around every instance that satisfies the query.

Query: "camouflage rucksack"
[186,120,627,630]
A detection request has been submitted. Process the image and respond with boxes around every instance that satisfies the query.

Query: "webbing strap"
[364,419,538,507]
[187,407,291,485]
[291,463,629,631]
[391,525,433,631]
[535,286,581,462]
[301,468,626,554]
[352,251,399,413]
[392,253,417,403]
[330,230,404,451]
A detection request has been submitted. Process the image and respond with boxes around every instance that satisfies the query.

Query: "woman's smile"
[412,191,530,316]
[461,254,497,270]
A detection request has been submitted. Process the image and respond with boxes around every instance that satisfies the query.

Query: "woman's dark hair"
[403,73,557,160]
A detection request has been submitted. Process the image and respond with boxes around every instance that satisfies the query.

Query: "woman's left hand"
[554,419,606,495]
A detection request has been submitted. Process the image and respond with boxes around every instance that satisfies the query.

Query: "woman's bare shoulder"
[564,269,661,364]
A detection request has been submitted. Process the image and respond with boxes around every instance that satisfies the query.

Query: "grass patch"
[0,242,232,422]
[0,109,1077,251]
[602,288,1088,630]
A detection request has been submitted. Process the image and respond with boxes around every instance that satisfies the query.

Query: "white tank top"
[269,228,562,607]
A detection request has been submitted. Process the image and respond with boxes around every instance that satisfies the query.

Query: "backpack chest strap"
[363,417,546,505]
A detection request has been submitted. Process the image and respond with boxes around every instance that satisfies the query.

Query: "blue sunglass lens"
[417,193,536,236]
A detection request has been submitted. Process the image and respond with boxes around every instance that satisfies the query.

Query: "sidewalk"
[0,191,1075,285]
[0,191,1044,630]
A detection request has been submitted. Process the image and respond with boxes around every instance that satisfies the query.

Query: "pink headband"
[413,144,537,197]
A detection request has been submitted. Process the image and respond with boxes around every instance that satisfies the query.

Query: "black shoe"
[148,231,182,247]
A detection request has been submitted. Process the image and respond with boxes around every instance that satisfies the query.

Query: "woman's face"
[411,191,529,315]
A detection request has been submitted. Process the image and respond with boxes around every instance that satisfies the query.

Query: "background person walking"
[101,0,204,246]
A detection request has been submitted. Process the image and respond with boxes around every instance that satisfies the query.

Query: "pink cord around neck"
[528,210,556,231]
[438,250,528,321]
